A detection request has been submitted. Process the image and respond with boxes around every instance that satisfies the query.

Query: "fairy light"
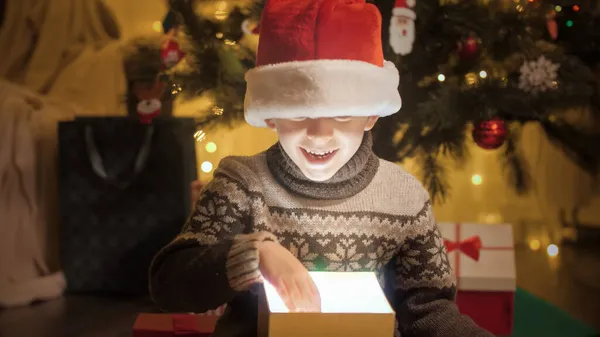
[528,239,541,251]
[437,74,446,82]
[152,21,162,32]
[214,1,228,20]
[555,5,562,12]
[465,73,478,86]
[212,106,224,115]
[471,174,483,185]
[479,70,487,78]
[205,142,217,153]
[572,5,580,12]
[201,161,213,173]
[216,32,224,39]
[194,130,206,142]
[547,244,559,257]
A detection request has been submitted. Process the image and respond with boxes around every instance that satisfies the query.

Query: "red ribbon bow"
[444,235,482,261]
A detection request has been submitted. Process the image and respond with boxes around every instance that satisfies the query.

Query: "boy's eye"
[334,116,352,122]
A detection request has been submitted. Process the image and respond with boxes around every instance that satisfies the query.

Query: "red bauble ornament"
[160,39,185,69]
[458,36,479,61]
[472,118,507,150]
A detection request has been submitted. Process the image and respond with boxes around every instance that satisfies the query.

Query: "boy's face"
[265,116,378,182]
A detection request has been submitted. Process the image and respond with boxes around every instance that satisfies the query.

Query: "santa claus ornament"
[160,39,185,69]
[389,0,416,56]
[133,79,167,124]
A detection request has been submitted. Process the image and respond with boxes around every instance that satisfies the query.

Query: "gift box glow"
[259,272,395,337]
[438,223,516,336]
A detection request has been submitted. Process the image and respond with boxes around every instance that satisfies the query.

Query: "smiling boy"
[149,0,493,336]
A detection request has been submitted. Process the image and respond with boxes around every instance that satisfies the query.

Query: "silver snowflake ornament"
[518,56,559,94]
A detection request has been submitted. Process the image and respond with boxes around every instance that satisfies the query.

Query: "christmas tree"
[128,0,600,203]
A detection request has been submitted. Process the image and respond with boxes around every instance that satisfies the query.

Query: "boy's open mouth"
[300,147,339,165]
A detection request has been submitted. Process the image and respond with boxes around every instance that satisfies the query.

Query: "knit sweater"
[149,133,493,337]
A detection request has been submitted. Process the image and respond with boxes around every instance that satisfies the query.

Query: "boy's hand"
[258,241,321,312]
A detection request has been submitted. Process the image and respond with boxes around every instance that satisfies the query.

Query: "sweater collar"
[266,132,379,200]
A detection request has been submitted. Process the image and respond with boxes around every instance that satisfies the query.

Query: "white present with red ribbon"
[438,223,516,335]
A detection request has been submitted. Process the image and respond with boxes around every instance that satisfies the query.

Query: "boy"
[150,0,494,336]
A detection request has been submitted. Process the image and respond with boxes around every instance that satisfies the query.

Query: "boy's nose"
[306,118,334,141]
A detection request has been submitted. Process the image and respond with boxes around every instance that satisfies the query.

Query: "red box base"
[456,290,514,336]
[133,313,218,337]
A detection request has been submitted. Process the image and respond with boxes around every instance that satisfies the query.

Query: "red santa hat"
[244,0,402,127]
[392,0,416,20]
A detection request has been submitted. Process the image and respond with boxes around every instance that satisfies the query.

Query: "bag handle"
[85,125,154,188]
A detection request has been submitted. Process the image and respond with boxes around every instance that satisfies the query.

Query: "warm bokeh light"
[529,239,541,251]
[201,161,213,173]
[194,130,206,142]
[205,142,217,153]
[547,244,559,257]
[471,174,483,185]
[437,74,446,82]
[152,21,162,32]
[479,70,487,78]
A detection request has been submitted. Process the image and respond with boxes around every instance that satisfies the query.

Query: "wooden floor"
[1,246,599,337]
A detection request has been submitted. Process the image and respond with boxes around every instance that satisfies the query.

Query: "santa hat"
[244,0,402,128]
[392,0,416,20]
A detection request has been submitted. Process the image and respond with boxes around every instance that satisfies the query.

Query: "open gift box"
[438,223,517,336]
[258,272,396,337]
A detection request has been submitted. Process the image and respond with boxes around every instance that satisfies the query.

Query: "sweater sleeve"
[149,172,276,313]
[390,200,494,337]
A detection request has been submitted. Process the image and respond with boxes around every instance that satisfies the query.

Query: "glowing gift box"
[438,223,516,336]
[258,272,395,337]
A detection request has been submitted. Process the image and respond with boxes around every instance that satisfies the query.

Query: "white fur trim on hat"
[244,59,401,127]
[392,7,416,19]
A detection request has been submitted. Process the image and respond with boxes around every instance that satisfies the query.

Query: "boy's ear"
[265,119,277,130]
[364,116,379,131]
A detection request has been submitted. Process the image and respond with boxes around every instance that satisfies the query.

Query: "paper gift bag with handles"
[58,117,197,294]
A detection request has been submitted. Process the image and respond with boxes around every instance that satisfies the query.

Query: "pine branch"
[501,124,532,195]
[419,151,449,205]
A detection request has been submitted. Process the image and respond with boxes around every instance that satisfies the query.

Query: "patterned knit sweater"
[149,134,493,337]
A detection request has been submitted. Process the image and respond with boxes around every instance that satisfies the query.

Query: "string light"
[205,142,217,153]
[479,70,487,78]
[194,130,206,142]
[528,239,541,251]
[471,174,483,185]
[201,161,214,173]
[216,32,224,39]
[152,21,162,32]
[566,20,574,27]
[171,83,182,95]
[465,73,478,86]
[437,74,446,82]
[212,106,224,115]
[572,5,580,12]
[554,5,562,12]
[214,1,228,20]
[547,244,559,257]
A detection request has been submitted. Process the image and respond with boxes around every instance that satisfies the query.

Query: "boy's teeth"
[308,150,332,156]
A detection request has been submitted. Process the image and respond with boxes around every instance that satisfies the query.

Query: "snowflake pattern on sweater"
[150,135,494,337]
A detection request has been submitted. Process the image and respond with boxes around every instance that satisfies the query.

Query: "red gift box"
[133,313,219,337]
[439,223,516,336]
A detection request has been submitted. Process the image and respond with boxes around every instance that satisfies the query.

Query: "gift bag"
[58,117,197,294]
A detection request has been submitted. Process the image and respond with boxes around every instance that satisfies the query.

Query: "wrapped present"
[438,223,516,336]
[133,313,219,337]
[258,272,395,337]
